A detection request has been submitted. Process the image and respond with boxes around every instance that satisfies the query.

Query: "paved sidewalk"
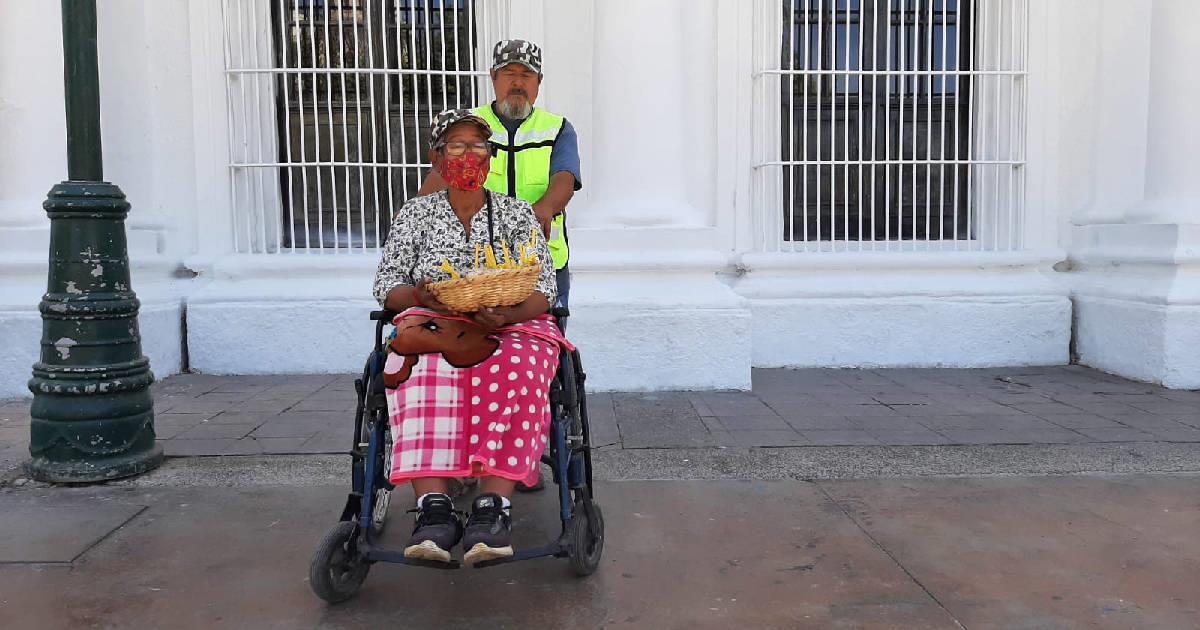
[0,400,30,477]
[2,366,1199,628]
[2,473,1198,628]
[1,366,1199,467]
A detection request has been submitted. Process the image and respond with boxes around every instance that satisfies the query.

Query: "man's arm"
[534,119,582,236]
[532,172,576,237]
[416,169,449,197]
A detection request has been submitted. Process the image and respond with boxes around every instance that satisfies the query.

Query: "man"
[419,39,581,310]
[419,40,579,494]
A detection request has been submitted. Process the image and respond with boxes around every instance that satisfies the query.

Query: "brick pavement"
[1,366,1198,465]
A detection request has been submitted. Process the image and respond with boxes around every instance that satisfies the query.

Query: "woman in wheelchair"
[372,109,570,566]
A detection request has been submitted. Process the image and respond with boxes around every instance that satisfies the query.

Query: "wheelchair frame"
[309,307,604,603]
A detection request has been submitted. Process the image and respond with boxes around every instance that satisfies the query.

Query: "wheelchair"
[309,307,604,603]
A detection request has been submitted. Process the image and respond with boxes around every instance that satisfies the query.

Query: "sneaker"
[462,493,514,565]
[403,493,462,563]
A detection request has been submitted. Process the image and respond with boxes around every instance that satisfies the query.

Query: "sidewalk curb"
[6,442,1200,489]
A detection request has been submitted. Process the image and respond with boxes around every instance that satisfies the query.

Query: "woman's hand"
[471,293,550,331]
[472,306,511,331]
[415,279,455,314]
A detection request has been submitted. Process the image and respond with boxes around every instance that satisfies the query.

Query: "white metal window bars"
[222,0,511,253]
[753,0,1027,253]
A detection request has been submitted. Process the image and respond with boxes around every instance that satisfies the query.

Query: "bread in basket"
[428,230,543,313]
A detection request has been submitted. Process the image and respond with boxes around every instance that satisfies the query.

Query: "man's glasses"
[441,141,491,157]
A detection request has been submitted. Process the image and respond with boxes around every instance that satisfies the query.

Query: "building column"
[586,0,716,229]
[1072,0,1200,389]
[1127,0,1200,225]
[0,1,187,399]
[0,2,66,244]
[0,3,69,398]
[542,0,751,390]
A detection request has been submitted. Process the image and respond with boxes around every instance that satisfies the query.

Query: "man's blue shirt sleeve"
[550,119,582,191]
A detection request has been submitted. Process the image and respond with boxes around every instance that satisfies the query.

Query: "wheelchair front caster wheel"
[567,501,604,576]
[369,487,391,536]
[310,521,370,603]
[370,428,394,536]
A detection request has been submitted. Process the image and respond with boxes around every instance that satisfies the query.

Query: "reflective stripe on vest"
[473,105,569,270]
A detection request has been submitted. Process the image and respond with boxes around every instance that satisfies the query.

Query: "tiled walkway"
[2,366,1198,461]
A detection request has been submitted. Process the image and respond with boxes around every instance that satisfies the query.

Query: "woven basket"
[429,264,541,312]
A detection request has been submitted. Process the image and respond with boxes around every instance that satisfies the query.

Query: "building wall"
[1,0,1196,397]
[0,2,67,400]
[1063,0,1200,389]
[0,1,184,399]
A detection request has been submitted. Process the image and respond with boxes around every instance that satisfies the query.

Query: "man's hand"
[415,279,455,314]
[417,169,449,197]
[532,172,577,238]
[531,200,556,238]
[471,306,510,331]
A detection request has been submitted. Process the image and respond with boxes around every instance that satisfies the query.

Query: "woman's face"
[432,122,491,191]
[432,122,491,170]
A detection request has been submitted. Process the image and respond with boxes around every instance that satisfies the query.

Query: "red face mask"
[438,152,488,191]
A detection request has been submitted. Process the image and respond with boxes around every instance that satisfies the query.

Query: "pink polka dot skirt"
[385,315,571,487]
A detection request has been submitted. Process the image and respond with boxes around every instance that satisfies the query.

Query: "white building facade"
[2,0,1197,398]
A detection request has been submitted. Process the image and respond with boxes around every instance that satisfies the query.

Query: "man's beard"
[496,95,532,120]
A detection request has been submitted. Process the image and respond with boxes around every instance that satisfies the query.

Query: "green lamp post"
[26,0,163,482]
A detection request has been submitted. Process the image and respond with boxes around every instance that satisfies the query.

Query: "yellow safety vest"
[473,105,569,270]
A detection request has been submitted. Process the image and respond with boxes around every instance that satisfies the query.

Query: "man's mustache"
[505,89,528,98]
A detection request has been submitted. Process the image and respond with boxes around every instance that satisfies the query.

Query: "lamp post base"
[28,180,162,484]
[26,444,163,484]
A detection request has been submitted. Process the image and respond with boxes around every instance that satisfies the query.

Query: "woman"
[373,108,569,566]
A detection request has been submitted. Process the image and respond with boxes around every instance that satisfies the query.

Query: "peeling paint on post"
[52,337,77,360]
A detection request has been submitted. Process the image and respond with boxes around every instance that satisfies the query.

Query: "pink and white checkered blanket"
[384,310,573,487]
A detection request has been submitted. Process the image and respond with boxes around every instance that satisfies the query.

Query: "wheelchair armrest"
[377,307,565,321]
[370,309,398,322]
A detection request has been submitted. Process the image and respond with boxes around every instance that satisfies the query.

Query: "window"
[223,0,506,252]
[759,0,1027,251]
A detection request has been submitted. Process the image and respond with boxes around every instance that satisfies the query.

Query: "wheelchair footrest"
[471,544,567,569]
[365,548,462,570]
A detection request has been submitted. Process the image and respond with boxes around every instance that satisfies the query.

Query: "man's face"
[492,63,541,119]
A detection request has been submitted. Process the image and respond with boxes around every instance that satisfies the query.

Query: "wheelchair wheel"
[369,425,393,535]
[566,501,605,576]
[310,521,370,603]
